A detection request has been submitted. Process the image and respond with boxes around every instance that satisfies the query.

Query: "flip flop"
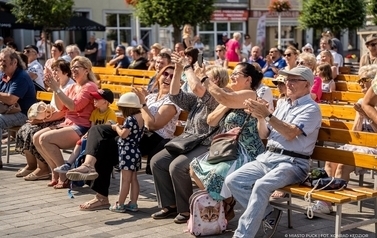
[79,197,110,211]
[24,173,50,181]
[270,191,288,199]
[15,168,34,177]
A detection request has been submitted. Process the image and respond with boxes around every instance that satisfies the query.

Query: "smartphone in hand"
[198,53,203,68]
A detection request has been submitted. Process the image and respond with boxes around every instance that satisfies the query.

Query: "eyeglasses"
[231,71,246,77]
[162,71,174,79]
[215,50,222,52]
[303,48,311,52]
[23,49,36,54]
[71,65,85,71]
[244,37,250,40]
[358,77,372,83]
[369,43,377,47]
[296,60,305,66]
[67,51,75,55]
[284,53,292,57]
[285,78,307,83]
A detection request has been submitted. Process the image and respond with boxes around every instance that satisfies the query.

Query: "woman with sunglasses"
[360,34,377,67]
[132,65,181,174]
[282,46,299,71]
[214,45,228,68]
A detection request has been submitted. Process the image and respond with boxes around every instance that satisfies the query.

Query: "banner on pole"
[256,14,266,51]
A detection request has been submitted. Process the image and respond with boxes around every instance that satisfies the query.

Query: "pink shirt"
[61,81,98,128]
[311,76,322,102]
[225,39,240,62]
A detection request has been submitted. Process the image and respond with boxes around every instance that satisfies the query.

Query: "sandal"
[270,191,288,199]
[109,202,126,213]
[66,164,98,181]
[79,195,110,211]
[16,168,34,177]
[53,179,70,189]
[224,197,236,221]
[23,173,50,181]
[151,206,177,219]
[47,180,58,187]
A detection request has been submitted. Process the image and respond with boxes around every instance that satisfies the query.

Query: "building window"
[105,13,132,49]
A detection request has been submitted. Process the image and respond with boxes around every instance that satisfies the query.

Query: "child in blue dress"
[109,92,144,213]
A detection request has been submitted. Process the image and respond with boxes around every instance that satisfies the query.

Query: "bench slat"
[336,74,359,82]
[321,119,354,130]
[318,127,377,147]
[347,185,377,197]
[335,82,361,92]
[280,185,352,203]
[319,104,356,120]
[333,190,367,201]
[312,146,377,170]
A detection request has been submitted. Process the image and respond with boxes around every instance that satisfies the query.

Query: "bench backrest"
[313,127,377,170]
[117,69,155,78]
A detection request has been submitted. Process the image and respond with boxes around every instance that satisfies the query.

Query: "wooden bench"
[271,127,377,236]
[336,74,360,82]
[92,67,117,75]
[117,69,155,79]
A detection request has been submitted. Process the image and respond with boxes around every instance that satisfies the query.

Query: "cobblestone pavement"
[0,153,375,238]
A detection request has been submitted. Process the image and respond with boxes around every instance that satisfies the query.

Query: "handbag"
[27,102,56,120]
[0,102,21,114]
[206,114,251,164]
[165,103,219,154]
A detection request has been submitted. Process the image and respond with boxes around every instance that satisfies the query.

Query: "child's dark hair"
[184,47,199,66]
[237,62,264,90]
[118,106,141,118]
[317,63,332,81]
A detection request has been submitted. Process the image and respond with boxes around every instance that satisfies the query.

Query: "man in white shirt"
[316,37,343,67]
[23,45,45,90]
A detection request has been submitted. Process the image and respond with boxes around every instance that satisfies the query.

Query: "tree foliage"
[10,0,74,31]
[299,0,366,35]
[367,0,377,25]
[134,0,215,43]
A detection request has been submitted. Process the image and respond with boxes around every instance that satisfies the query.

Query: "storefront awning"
[50,16,106,31]
[0,11,40,29]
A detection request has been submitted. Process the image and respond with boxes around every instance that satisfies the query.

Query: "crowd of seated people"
[3,30,377,238]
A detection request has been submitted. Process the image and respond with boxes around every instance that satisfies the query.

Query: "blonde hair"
[320,50,334,66]
[359,64,377,79]
[285,46,299,55]
[71,56,97,83]
[206,65,229,88]
[182,24,193,39]
[233,32,241,40]
[66,44,81,55]
[299,52,317,71]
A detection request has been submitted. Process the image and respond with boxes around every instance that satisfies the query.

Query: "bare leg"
[335,164,355,182]
[24,150,37,171]
[324,161,338,177]
[129,171,139,204]
[66,144,82,165]
[118,170,133,205]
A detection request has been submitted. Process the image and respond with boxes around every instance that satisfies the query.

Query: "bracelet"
[200,76,209,83]
[183,65,192,71]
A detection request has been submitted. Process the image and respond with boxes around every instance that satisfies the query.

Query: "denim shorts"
[71,125,90,137]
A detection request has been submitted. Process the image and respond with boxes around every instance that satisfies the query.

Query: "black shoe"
[145,164,152,175]
[151,206,177,219]
[174,213,190,224]
[0,160,3,169]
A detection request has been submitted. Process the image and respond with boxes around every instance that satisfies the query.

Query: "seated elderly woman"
[15,59,75,180]
[33,56,98,189]
[310,64,377,214]
[190,62,266,220]
[65,65,181,211]
[150,54,229,224]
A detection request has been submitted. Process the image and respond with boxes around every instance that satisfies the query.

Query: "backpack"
[187,190,227,236]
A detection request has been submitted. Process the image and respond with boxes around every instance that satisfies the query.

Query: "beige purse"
[27,102,56,120]
[0,102,21,114]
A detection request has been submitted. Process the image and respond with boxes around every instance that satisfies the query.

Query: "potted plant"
[344,54,358,63]
[125,0,137,6]
[269,0,291,13]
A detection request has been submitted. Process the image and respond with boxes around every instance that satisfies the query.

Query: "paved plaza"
[0,152,376,238]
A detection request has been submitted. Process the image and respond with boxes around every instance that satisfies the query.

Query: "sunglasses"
[296,60,305,66]
[270,50,277,53]
[163,71,174,79]
[284,53,292,57]
[303,48,311,52]
[358,77,372,83]
[215,50,222,52]
[23,49,36,54]
[369,43,377,47]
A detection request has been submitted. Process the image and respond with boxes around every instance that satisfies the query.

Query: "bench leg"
[287,193,292,229]
[358,173,364,212]
[335,204,342,238]
[374,197,377,234]
[6,131,11,164]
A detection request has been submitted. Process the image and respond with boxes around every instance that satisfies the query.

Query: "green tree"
[133,0,215,43]
[367,0,377,25]
[299,0,366,35]
[10,0,74,58]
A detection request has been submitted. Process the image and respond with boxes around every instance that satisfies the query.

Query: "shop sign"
[250,10,300,18]
[212,10,249,21]
[214,0,248,8]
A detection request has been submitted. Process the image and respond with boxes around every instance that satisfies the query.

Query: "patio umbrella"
[0,11,40,29]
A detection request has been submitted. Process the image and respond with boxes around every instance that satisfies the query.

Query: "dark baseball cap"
[24,45,39,54]
[90,88,114,104]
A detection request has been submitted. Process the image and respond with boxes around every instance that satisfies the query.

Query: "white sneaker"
[311,200,333,214]
[54,163,72,173]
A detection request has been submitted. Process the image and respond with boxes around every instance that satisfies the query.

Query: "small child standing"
[109,92,144,213]
[54,89,117,174]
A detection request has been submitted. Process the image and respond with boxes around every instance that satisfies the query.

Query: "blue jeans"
[224,151,309,238]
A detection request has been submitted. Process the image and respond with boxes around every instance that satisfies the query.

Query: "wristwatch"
[56,89,62,94]
[265,113,273,122]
